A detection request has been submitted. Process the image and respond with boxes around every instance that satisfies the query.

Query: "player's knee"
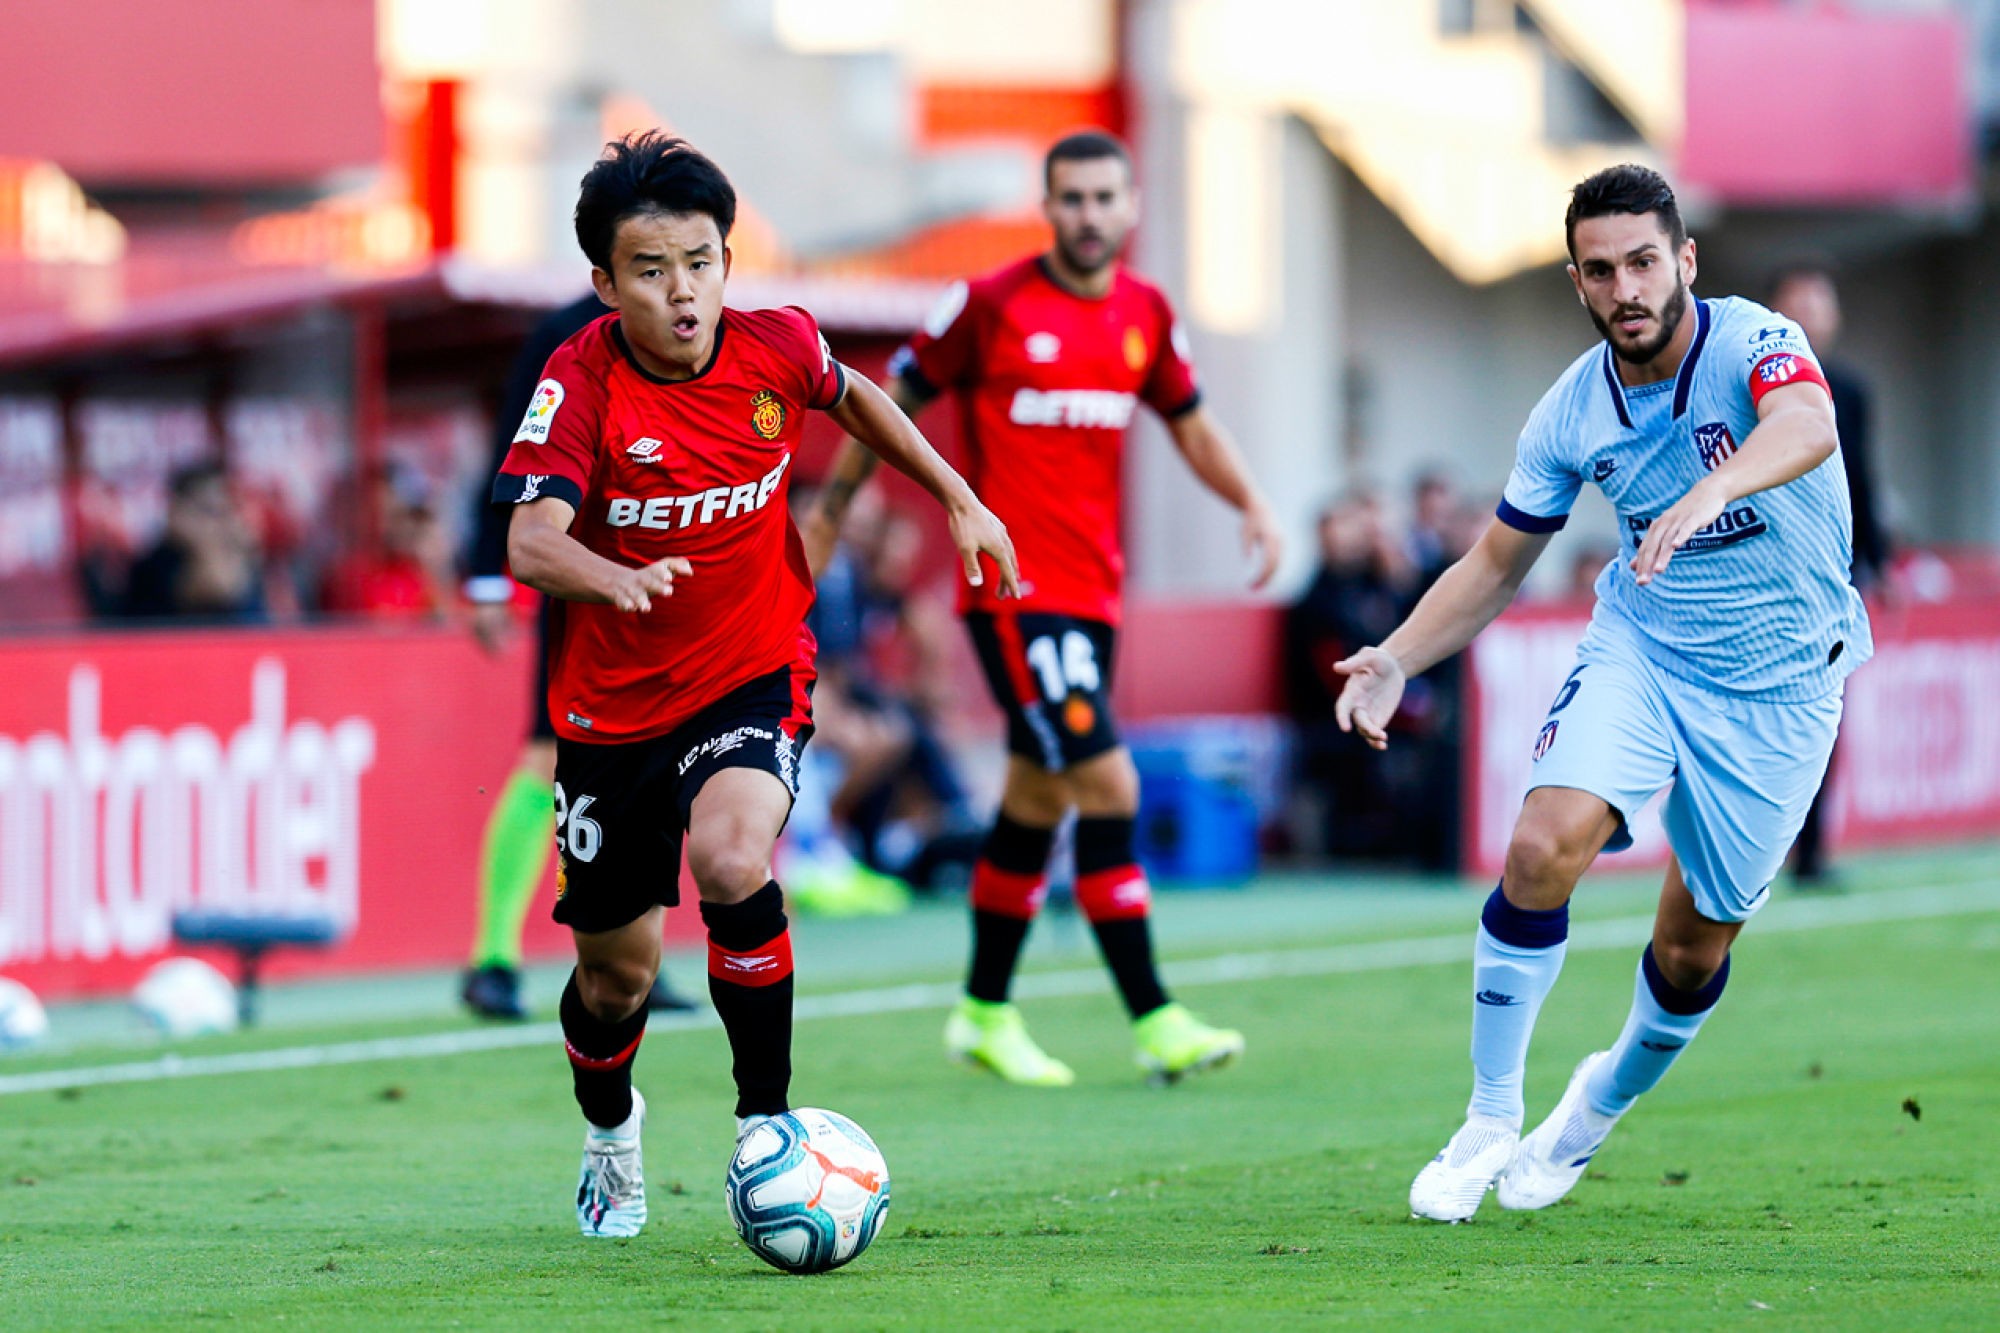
[1003,769,1071,826]
[1652,937,1727,992]
[577,957,652,1020]
[1069,750,1139,816]
[686,827,774,902]
[1503,821,1589,897]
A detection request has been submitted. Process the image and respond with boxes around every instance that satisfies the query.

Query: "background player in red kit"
[494,133,1016,1238]
[806,131,1282,1087]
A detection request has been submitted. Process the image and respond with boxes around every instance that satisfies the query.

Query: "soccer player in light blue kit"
[1335,165,1872,1222]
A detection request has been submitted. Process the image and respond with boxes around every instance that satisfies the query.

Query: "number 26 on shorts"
[553,782,603,863]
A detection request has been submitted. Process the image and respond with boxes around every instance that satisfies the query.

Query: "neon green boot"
[1133,1002,1245,1085]
[944,998,1075,1087]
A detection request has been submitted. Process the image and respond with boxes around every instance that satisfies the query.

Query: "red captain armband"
[1747,352,1830,408]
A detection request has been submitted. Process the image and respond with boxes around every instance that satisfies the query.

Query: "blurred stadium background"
[1,0,1997,1011]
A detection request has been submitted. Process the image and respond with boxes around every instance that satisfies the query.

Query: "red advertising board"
[1463,599,2000,878]
[0,626,700,999]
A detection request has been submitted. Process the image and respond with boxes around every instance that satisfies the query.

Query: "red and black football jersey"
[493,307,843,743]
[891,255,1200,625]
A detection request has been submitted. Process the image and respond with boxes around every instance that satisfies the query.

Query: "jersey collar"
[1599,297,1712,428]
[1035,254,1117,302]
[612,313,727,386]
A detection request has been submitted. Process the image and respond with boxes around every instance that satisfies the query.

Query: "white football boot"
[1409,1114,1520,1222]
[1499,1051,1619,1211]
[576,1090,647,1238]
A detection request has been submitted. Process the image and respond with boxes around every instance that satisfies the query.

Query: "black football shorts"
[964,610,1120,771]
[550,665,814,933]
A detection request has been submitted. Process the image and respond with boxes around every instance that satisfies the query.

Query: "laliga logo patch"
[513,379,564,444]
[750,388,786,441]
[1122,326,1148,373]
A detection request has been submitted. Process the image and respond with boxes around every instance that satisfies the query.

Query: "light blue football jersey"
[1499,296,1872,702]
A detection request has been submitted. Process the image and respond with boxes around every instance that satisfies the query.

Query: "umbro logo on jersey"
[1593,457,1617,482]
[1474,989,1519,1007]
[1025,332,1062,363]
[627,437,665,462]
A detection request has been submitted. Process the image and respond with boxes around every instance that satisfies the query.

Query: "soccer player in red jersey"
[493,133,1016,1237]
[805,131,1283,1087]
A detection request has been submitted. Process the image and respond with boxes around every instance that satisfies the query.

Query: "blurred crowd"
[1283,472,1485,871]
[78,456,458,627]
[781,484,988,909]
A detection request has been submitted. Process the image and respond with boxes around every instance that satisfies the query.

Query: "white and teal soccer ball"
[0,977,49,1050]
[131,958,238,1038]
[726,1107,891,1274]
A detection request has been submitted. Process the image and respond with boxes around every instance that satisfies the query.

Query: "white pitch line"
[1,877,1993,1099]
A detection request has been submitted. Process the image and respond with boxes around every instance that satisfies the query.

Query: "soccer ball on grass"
[725,1107,890,1274]
[0,977,50,1050]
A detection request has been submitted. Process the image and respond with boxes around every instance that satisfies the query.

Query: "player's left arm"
[1163,405,1283,589]
[801,375,931,578]
[824,368,1020,599]
[1631,380,1837,586]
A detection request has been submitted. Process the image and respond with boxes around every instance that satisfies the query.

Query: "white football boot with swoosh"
[1409,1114,1520,1222]
[1499,1051,1619,1211]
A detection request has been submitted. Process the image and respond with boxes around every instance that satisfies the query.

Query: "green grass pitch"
[1,846,1995,1329]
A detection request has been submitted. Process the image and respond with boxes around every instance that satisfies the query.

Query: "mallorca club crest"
[1122,326,1148,372]
[1693,421,1737,471]
[750,388,786,441]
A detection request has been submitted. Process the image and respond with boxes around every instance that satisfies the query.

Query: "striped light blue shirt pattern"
[1499,296,1872,702]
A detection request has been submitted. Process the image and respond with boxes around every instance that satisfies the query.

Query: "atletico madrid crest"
[750,389,786,440]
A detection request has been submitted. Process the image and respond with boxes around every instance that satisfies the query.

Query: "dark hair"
[573,132,737,271]
[168,458,229,500]
[1564,164,1685,259]
[1044,129,1131,192]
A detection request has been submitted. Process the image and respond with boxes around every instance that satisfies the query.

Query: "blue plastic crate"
[1133,763,1259,884]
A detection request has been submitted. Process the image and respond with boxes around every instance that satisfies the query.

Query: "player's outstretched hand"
[609,556,693,613]
[1241,500,1283,590]
[1333,645,1405,752]
[949,499,1020,599]
[1632,478,1726,586]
